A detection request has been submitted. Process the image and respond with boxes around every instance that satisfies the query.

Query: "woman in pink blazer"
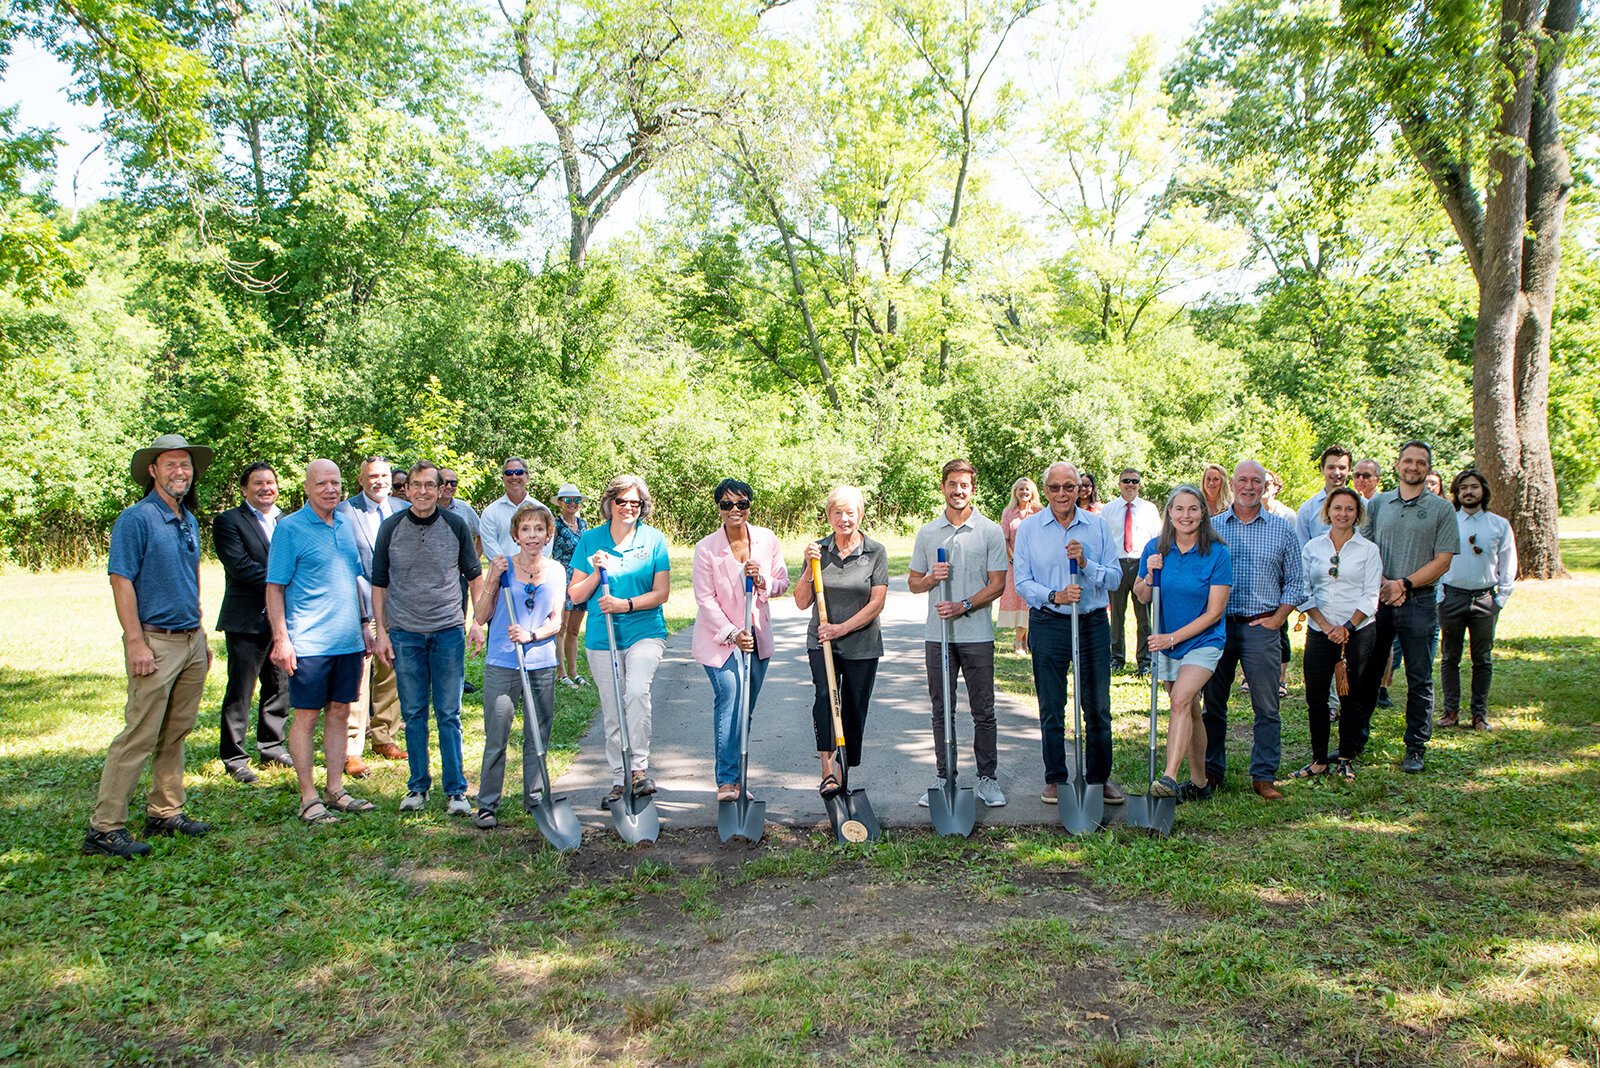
[692,478,790,800]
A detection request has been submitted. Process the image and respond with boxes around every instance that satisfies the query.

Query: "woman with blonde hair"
[1201,463,1232,516]
[793,486,889,797]
[997,478,1041,654]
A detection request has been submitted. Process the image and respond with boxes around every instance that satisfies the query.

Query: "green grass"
[1,557,1597,1064]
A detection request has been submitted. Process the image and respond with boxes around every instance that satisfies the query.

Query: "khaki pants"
[348,653,401,753]
[91,630,209,831]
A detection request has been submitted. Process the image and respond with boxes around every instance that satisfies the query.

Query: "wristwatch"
[1046,591,1058,606]
[961,598,973,617]
[1402,577,1414,593]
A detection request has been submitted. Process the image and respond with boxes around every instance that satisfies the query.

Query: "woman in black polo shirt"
[792,485,889,796]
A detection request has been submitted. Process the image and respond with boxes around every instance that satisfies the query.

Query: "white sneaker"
[560,676,579,689]
[446,793,471,817]
[977,776,1007,807]
[400,791,427,813]
[917,777,946,807]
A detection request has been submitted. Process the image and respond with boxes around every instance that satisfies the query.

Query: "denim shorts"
[288,651,364,709]
[1157,644,1224,683]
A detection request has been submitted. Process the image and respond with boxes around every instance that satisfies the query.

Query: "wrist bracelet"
[627,597,635,613]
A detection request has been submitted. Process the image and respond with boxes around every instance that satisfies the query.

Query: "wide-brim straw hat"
[130,433,213,493]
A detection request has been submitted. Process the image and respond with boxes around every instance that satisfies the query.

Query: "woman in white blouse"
[1294,487,1383,782]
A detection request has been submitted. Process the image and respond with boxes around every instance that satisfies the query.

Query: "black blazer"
[214,504,273,635]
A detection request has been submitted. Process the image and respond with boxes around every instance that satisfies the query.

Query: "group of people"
[81,432,1517,858]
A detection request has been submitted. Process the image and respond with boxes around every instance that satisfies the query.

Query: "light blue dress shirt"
[1012,506,1120,613]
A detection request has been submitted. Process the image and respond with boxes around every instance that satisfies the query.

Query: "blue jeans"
[1201,618,1284,783]
[706,651,770,787]
[389,627,468,796]
[1355,594,1440,754]
[1028,607,1113,784]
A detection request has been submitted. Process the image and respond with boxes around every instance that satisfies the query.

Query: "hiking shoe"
[1376,687,1393,708]
[1149,775,1179,798]
[631,773,656,796]
[1472,715,1493,731]
[600,784,624,809]
[446,794,471,816]
[83,827,151,858]
[976,776,1007,807]
[1400,748,1425,774]
[400,791,428,813]
[474,809,498,830]
[144,812,211,837]
[1177,781,1214,804]
[917,778,946,807]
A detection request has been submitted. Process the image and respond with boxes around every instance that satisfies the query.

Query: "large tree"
[1171,0,1581,576]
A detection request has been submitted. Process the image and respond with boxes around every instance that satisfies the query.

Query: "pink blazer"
[691,524,790,667]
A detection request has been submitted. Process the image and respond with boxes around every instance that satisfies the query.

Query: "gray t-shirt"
[1362,488,1460,584]
[805,534,890,659]
[910,509,1009,643]
[371,507,483,633]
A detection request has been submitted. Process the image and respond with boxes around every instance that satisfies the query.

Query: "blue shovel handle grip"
[937,547,947,564]
[745,574,754,592]
[1149,564,1161,588]
[1068,556,1079,576]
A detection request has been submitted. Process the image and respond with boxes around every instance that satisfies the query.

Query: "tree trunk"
[768,196,841,409]
[1470,0,1574,578]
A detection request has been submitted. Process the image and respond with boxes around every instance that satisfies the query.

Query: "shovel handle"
[812,558,847,749]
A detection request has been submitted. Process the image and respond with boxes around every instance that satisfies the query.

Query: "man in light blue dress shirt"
[1013,462,1124,805]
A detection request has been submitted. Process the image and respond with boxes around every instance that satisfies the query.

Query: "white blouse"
[1297,532,1382,632]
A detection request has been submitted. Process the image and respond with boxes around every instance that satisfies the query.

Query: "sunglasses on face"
[441,479,457,487]
[1121,478,1140,485]
[613,498,643,510]
[718,499,752,511]
[503,469,527,478]
[1353,472,1376,480]
[1045,482,1075,493]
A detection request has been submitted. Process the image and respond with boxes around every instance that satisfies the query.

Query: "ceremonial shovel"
[502,587,582,852]
[717,575,767,843]
[599,567,659,844]
[1059,557,1105,836]
[1123,566,1175,836]
[927,547,976,837]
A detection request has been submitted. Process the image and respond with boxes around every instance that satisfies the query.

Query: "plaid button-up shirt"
[1210,507,1305,617]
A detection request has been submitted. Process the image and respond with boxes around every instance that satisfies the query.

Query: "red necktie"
[1123,506,1133,553]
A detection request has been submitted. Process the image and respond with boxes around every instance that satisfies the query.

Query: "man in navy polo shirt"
[84,434,216,859]
[268,459,378,824]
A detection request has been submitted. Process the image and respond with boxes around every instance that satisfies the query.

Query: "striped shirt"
[1210,507,1305,617]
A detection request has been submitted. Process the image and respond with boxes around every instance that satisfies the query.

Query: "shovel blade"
[531,795,583,852]
[1058,781,1105,836]
[825,789,880,844]
[1124,794,1155,830]
[610,793,660,845]
[927,783,977,837]
[717,797,766,843]
[1148,797,1176,837]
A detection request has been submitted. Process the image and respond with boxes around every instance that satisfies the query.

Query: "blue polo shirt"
[1138,538,1231,657]
[266,505,365,657]
[571,522,671,651]
[108,492,201,629]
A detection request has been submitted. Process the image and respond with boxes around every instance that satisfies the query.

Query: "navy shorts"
[288,651,364,710]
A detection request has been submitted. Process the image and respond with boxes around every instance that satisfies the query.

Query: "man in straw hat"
[84,434,216,858]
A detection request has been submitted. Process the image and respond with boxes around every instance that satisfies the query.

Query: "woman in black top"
[792,485,889,796]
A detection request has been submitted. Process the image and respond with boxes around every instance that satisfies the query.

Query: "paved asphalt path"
[555,578,1127,834]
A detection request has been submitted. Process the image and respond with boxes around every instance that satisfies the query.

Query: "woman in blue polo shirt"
[1133,485,1232,801]
[567,474,672,809]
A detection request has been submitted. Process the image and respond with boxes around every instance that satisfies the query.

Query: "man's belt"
[142,625,200,635]
[1226,610,1277,624]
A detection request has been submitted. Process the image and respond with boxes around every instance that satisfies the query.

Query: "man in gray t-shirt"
[372,462,484,814]
[1352,440,1460,774]
[908,460,1009,807]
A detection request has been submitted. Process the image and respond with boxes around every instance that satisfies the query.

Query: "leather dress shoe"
[227,764,259,784]
[1251,780,1284,801]
[1100,782,1125,804]
[371,742,407,761]
[259,752,294,769]
[344,756,370,779]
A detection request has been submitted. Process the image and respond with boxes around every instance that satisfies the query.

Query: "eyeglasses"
[1044,482,1075,493]
[1328,553,1340,579]
[613,498,643,510]
[1469,534,1483,555]
[503,469,527,478]
[718,499,752,511]
[410,482,438,492]
[441,479,458,487]
[1121,478,1140,485]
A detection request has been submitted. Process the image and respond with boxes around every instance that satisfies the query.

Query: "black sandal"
[818,773,841,798]
[1333,758,1356,783]
[324,789,376,814]
[299,799,339,825]
[1289,762,1329,780]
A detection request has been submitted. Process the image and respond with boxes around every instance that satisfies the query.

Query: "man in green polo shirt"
[1354,440,1460,773]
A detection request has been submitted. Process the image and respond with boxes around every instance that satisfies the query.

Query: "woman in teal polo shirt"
[567,474,672,809]
[1134,485,1232,801]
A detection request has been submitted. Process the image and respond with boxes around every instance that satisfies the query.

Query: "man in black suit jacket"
[213,463,292,782]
